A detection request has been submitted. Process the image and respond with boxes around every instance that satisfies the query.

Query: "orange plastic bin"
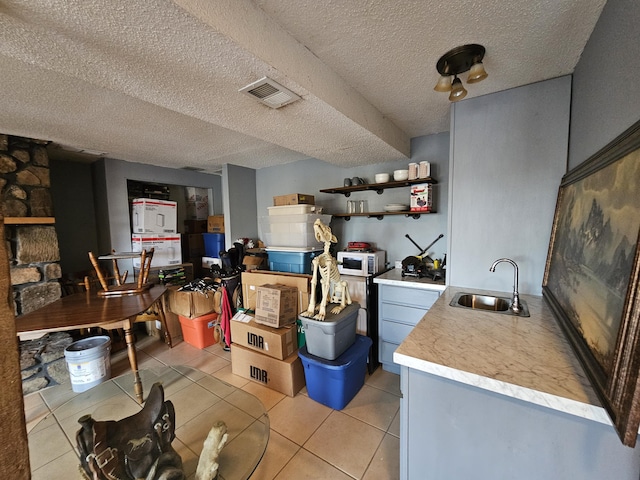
[178,312,219,349]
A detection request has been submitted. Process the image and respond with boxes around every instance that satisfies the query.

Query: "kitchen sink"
[449,292,530,317]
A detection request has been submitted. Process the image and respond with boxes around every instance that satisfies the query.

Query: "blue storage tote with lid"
[203,233,225,258]
[298,334,372,410]
[267,247,321,274]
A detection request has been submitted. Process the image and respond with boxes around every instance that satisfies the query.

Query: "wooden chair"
[88,248,155,296]
[85,249,173,347]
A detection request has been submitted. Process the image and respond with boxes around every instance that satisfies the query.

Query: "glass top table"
[28,366,269,479]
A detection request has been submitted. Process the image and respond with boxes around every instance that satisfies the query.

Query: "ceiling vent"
[239,77,301,108]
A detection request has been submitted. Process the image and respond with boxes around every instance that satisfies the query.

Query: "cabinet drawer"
[381,320,414,345]
[380,285,440,309]
[380,340,399,366]
[380,302,427,326]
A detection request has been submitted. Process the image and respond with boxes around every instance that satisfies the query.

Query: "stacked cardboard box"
[273,193,315,206]
[182,232,205,278]
[131,198,181,268]
[131,198,178,234]
[410,183,433,212]
[185,187,210,220]
[254,284,298,328]
[230,271,311,396]
[207,215,225,233]
[166,285,222,349]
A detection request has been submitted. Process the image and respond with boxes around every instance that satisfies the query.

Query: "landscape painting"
[543,119,640,446]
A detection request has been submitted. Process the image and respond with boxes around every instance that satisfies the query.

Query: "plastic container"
[408,163,418,180]
[178,312,219,349]
[267,248,321,274]
[298,334,372,410]
[419,161,431,178]
[260,214,331,248]
[268,205,322,215]
[298,302,360,360]
[203,233,225,258]
[64,336,112,393]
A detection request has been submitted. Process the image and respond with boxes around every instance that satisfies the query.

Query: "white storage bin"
[268,205,323,215]
[259,214,331,248]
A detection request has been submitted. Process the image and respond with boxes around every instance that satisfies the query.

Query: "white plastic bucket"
[64,336,112,392]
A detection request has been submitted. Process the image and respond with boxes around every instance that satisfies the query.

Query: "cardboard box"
[207,215,225,233]
[184,257,204,280]
[202,256,222,270]
[186,201,209,220]
[242,271,311,313]
[166,285,221,318]
[131,198,178,234]
[273,193,315,206]
[243,255,267,271]
[255,284,298,328]
[162,301,184,342]
[131,233,182,268]
[144,295,183,346]
[231,316,297,360]
[183,219,208,234]
[231,344,305,396]
[182,233,205,257]
[185,187,209,203]
[410,183,433,212]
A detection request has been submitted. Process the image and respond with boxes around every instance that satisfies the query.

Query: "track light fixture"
[434,44,487,102]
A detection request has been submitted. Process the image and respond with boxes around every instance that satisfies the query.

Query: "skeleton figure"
[303,219,351,320]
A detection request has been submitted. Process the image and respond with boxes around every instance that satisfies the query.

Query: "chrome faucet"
[489,258,523,314]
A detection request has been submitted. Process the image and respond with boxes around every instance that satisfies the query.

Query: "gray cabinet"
[399,366,640,480]
[378,284,440,374]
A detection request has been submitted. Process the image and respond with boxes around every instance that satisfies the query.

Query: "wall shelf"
[333,211,434,221]
[3,217,56,225]
[321,177,436,219]
[320,177,437,197]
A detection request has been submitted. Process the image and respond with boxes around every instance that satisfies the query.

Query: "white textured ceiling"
[0,0,607,173]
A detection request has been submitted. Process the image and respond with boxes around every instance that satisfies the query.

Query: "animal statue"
[303,219,351,320]
[76,382,183,480]
[76,382,228,480]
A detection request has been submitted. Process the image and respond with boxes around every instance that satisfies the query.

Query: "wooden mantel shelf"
[3,217,55,225]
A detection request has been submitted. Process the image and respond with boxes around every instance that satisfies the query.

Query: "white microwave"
[337,250,385,277]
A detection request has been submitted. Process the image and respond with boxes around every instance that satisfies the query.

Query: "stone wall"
[1,134,62,315]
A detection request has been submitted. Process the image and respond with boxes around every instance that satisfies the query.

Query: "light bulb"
[467,62,488,83]
[434,75,452,92]
[448,77,467,102]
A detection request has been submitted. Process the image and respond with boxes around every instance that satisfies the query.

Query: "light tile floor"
[24,334,401,479]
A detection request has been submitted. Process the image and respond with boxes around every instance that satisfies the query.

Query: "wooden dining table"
[16,284,167,403]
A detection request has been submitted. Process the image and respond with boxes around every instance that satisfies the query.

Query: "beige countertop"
[373,268,446,291]
[393,285,614,426]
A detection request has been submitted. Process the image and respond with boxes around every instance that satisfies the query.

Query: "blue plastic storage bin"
[267,248,321,274]
[203,233,225,258]
[298,334,372,410]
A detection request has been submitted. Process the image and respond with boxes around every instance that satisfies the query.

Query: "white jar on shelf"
[419,161,431,178]
[408,163,418,180]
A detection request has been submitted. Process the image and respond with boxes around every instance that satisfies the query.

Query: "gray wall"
[222,163,258,249]
[569,0,640,170]
[448,76,571,295]
[255,132,450,269]
[49,159,100,275]
[93,157,222,273]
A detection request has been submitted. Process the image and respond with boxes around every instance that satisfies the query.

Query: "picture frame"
[543,120,640,447]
